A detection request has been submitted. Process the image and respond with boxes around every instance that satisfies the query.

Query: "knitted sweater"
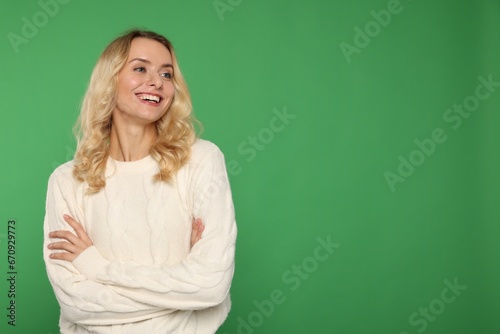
[43,139,237,334]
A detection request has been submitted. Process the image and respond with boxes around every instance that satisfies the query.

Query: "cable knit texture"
[43,139,237,334]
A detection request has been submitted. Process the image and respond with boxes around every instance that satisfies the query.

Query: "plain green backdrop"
[1,0,499,333]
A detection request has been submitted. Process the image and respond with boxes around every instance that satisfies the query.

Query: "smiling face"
[113,37,175,129]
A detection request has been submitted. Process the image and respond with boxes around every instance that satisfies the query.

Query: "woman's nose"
[147,73,162,89]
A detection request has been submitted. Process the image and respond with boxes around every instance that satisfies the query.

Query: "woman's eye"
[161,72,172,79]
[134,67,146,73]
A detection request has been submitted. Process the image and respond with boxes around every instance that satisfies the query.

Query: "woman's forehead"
[128,38,172,62]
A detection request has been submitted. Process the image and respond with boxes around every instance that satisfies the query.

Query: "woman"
[43,29,237,333]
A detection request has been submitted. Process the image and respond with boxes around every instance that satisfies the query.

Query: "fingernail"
[63,214,69,219]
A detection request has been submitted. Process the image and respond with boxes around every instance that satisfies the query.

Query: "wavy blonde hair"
[73,29,198,193]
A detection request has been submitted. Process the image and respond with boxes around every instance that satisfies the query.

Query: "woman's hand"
[47,214,93,262]
[191,218,205,249]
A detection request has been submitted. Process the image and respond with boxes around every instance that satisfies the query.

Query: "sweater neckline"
[106,154,158,175]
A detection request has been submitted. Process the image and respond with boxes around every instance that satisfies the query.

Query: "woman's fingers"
[197,220,205,235]
[49,229,83,248]
[48,215,93,261]
[48,239,79,261]
[48,241,78,254]
[191,219,198,247]
[191,218,205,248]
[63,214,93,246]
[49,251,76,262]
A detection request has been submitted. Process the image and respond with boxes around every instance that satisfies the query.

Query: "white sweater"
[43,139,237,334]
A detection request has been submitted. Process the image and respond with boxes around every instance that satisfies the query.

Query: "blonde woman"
[43,29,237,333]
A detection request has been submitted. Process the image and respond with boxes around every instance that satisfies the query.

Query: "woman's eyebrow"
[129,57,173,69]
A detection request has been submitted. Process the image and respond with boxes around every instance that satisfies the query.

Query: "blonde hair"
[73,29,198,193]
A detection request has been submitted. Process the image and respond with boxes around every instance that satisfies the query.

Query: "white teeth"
[138,94,160,103]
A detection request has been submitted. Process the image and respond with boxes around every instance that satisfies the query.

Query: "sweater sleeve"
[43,166,174,326]
[72,147,237,310]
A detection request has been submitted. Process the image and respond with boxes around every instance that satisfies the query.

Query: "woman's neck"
[108,123,156,162]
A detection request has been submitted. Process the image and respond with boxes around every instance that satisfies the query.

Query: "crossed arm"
[47,214,205,262]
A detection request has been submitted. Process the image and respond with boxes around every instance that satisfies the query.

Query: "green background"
[1,0,499,333]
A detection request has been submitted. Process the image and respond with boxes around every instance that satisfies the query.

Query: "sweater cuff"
[73,246,110,280]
